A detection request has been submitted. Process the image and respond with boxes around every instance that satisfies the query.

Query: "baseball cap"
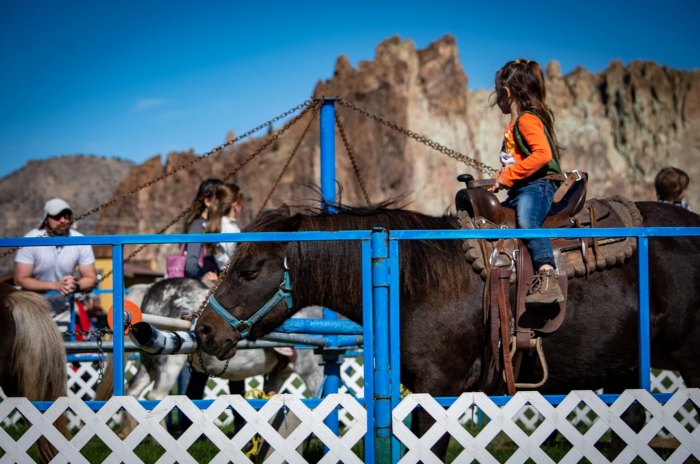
[38,198,73,227]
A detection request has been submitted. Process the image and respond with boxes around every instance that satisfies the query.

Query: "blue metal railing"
[5,223,699,463]
[4,93,699,461]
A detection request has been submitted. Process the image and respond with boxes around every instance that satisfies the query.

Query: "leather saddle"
[455,171,588,230]
[455,172,589,394]
[456,172,642,394]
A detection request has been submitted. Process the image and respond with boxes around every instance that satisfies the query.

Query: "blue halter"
[207,263,293,339]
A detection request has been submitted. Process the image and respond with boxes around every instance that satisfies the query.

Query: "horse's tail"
[93,354,114,401]
[8,290,70,462]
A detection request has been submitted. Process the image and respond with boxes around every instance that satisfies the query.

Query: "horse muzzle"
[194,314,241,360]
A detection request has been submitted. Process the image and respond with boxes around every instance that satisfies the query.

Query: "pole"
[320,98,341,445]
[372,229,392,463]
[111,244,125,395]
[637,236,651,390]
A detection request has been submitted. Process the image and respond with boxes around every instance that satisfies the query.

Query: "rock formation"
[4,35,698,275]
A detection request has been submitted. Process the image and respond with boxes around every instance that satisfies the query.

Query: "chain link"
[335,111,371,205]
[178,100,322,325]
[0,99,317,261]
[335,97,499,177]
[64,326,112,383]
[258,105,319,216]
[98,100,320,281]
[194,350,230,378]
[72,99,316,225]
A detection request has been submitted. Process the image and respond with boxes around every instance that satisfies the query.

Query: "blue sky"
[1,0,697,179]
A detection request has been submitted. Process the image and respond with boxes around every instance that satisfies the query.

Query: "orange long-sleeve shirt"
[497,112,552,188]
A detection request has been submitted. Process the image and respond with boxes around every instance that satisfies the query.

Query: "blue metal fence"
[3,96,700,461]
[4,224,700,462]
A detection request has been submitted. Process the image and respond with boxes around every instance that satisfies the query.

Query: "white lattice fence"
[394,389,700,464]
[209,356,365,428]
[495,370,700,434]
[0,394,366,463]
[5,357,696,435]
[54,355,365,429]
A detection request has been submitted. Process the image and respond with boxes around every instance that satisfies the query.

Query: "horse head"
[195,207,303,359]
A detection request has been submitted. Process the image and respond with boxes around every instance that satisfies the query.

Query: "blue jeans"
[502,179,556,269]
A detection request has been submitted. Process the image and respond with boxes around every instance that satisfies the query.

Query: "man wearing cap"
[14,198,97,315]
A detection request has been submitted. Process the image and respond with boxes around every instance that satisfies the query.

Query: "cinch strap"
[207,264,293,339]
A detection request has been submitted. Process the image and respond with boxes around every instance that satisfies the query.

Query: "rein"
[207,261,293,339]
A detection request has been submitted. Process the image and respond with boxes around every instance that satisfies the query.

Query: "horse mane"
[241,202,470,306]
[8,290,67,401]
[6,289,70,462]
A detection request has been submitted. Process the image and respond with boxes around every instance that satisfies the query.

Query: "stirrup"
[510,337,549,389]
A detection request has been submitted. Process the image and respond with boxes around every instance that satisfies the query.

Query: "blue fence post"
[320,98,337,214]
[361,239,376,463]
[320,97,341,443]
[637,235,651,390]
[111,244,125,395]
[388,237,402,462]
[372,228,392,463]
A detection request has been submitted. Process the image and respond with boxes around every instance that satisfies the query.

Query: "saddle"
[455,173,642,394]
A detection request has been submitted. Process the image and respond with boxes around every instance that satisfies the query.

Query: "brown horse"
[0,283,70,463]
[194,200,700,457]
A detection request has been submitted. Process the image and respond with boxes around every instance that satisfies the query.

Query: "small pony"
[0,283,71,463]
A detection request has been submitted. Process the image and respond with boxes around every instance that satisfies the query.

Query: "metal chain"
[95,332,106,383]
[217,100,320,186]
[98,100,320,281]
[335,97,499,177]
[195,349,230,378]
[180,103,322,347]
[257,105,319,216]
[0,100,316,261]
[64,326,112,383]
[99,199,202,282]
[72,99,316,225]
[335,111,371,205]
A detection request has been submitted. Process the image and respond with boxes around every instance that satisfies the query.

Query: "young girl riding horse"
[488,58,565,305]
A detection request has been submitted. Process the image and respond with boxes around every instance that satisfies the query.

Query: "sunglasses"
[49,210,73,221]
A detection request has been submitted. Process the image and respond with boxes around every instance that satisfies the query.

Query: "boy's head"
[655,167,689,202]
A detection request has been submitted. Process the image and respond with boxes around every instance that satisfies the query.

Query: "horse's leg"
[126,363,152,397]
[146,355,186,398]
[607,402,646,459]
[256,346,325,460]
[288,348,324,397]
[114,363,154,439]
[247,349,324,461]
[139,354,187,435]
[228,379,245,434]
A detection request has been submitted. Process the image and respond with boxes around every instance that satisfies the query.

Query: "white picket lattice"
[4,358,697,435]
[65,356,365,429]
[0,394,366,463]
[492,369,699,435]
[393,389,700,464]
[2,389,698,462]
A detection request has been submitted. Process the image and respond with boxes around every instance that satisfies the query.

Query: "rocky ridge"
[2,36,698,274]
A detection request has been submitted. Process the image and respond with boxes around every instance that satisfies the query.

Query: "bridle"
[207,260,294,339]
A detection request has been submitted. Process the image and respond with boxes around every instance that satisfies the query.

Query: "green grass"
[2,420,695,463]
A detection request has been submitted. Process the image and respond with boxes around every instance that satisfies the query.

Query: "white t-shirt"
[213,216,240,269]
[14,228,95,282]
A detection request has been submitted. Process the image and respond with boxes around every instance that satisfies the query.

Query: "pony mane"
[240,202,470,305]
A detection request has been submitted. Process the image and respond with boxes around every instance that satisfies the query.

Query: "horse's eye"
[239,270,259,281]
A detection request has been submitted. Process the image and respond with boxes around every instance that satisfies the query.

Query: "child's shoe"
[525,268,565,306]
